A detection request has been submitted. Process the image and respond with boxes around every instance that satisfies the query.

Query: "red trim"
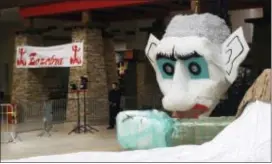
[19,0,154,18]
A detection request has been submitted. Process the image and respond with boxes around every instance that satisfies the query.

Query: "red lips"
[172,104,209,119]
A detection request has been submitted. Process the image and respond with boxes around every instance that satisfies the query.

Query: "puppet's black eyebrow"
[156,53,176,61]
[177,51,201,60]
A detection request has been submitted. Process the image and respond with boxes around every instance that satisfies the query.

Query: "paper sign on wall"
[16,42,84,68]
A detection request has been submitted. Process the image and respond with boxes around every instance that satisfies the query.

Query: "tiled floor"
[1,123,121,160]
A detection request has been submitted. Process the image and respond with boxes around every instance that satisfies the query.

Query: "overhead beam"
[19,0,155,18]
[93,10,169,22]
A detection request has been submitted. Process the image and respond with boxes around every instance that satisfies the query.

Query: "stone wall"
[11,34,49,123]
[27,69,48,102]
[103,37,118,91]
[11,34,47,104]
[136,56,162,109]
[66,29,88,122]
[11,35,28,104]
[67,28,110,125]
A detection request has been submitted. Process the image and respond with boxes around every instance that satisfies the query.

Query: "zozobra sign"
[15,42,84,68]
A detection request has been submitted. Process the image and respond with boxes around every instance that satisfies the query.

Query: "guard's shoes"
[107,126,114,130]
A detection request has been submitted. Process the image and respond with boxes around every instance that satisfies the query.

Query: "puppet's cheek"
[155,74,173,96]
[162,79,222,112]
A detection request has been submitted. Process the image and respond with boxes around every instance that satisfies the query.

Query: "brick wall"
[103,37,118,91]
[136,55,162,109]
[11,34,48,104]
[11,34,51,123]
[67,28,112,125]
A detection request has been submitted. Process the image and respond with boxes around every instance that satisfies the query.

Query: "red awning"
[19,0,155,18]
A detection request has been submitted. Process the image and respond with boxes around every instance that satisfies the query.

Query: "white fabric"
[16,42,83,68]
[4,101,271,162]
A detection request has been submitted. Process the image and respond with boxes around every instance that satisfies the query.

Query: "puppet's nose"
[172,62,189,89]
[162,91,195,112]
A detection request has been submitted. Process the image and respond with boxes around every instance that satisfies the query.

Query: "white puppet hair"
[154,36,219,59]
[163,13,231,45]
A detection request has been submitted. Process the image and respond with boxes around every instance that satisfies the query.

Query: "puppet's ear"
[222,27,250,83]
[145,34,160,67]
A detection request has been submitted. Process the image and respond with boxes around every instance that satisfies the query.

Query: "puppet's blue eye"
[157,58,176,79]
[183,57,209,79]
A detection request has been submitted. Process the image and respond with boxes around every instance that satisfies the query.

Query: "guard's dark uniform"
[108,89,121,128]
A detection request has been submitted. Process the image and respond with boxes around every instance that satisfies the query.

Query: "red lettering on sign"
[70,45,82,65]
[28,52,63,66]
[16,48,27,66]
[28,52,37,66]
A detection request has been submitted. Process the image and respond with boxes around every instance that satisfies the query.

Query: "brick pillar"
[136,61,146,108]
[11,34,46,104]
[136,55,161,109]
[103,37,118,91]
[11,34,46,123]
[67,28,109,125]
[11,35,28,103]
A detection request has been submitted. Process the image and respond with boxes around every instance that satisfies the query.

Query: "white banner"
[15,42,84,68]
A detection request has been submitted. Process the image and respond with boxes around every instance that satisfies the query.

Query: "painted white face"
[145,28,249,114]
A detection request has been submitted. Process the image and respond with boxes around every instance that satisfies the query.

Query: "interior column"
[136,53,161,109]
[67,26,109,125]
[11,33,45,104]
[103,33,118,91]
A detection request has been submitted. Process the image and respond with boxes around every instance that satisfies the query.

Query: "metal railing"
[1,95,164,134]
[0,103,21,143]
[13,99,68,133]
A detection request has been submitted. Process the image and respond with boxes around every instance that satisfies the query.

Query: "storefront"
[2,0,269,124]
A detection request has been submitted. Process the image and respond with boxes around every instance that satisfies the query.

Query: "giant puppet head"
[116,13,250,150]
[145,13,249,116]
